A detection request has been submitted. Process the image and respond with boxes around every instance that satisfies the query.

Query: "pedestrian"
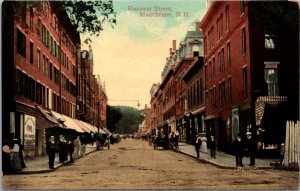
[10,139,22,171]
[2,140,12,173]
[19,140,26,168]
[80,135,86,156]
[46,136,56,169]
[210,135,216,159]
[174,131,179,150]
[67,139,75,163]
[195,134,202,158]
[57,135,68,163]
[245,132,256,166]
[73,136,81,159]
[233,133,244,167]
[106,138,110,149]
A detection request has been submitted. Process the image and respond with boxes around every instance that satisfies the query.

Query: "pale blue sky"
[83,0,207,108]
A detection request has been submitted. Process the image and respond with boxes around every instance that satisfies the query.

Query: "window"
[30,42,34,64]
[265,26,277,49]
[205,65,207,83]
[240,0,244,15]
[22,3,27,23]
[228,77,232,105]
[226,6,229,31]
[17,29,26,58]
[227,43,231,67]
[212,57,216,77]
[37,18,41,39]
[30,6,33,31]
[264,62,279,96]
[36,82,42,104]
[199,78,203,104]
[37,49,40,70]
[54,67,59,85]
[220,14,223,38]
[49,62,52,80]
[242,27,246,54]
[219,81,226,108]
[221,48,225,72]
[42,55,46,74]
[243,67,248,99]
[213,87,216,111]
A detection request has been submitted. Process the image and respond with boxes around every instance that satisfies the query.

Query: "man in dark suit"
[246,132,256,166]
[195,134,202,158]
[233,133,244,167]
[46,136,56,169]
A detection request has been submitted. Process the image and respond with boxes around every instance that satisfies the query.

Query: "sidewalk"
[5,144,98,175]
[174,142,280,169]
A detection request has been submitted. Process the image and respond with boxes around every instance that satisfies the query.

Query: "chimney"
[172,40,176,52]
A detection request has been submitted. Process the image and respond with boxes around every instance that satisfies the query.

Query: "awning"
[36,106,63,128]
[74,119,91,133]
[50,111,84,133]
[255,96,287,125]
[103,128,112,137]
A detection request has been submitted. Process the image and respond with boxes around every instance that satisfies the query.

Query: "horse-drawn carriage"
[153,136,169,149]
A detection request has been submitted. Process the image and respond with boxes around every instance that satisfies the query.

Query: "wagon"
[153,137,169,149]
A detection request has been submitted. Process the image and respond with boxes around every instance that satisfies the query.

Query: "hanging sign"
[24,114,36,149]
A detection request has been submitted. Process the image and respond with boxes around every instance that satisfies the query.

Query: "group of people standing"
[46,135,86,169]
[194,134,216,159]
[193,132,255,168]
[233,132,256,167]
[2,139,26,173]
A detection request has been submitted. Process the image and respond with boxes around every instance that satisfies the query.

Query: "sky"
[82,0,207,109]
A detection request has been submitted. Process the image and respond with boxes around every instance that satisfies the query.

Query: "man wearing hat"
[195,133,202,158]
[46,136,57,169]
[246,132,256,166]
[233,133,244,167]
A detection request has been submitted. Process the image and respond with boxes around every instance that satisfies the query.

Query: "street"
[2,139,299,190]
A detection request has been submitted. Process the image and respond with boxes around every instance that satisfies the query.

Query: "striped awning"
[50,111,84,133]
[255,96,287,125]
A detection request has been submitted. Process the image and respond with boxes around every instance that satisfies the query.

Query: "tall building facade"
[200,1,299,155]
[2,1,80,157]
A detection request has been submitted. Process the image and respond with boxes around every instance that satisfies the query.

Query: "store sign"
[24,114,36,149]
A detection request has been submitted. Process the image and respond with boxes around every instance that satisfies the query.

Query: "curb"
[5,147,98,175]
[172,149,275,170]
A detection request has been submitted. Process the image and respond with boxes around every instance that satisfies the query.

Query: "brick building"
[200,1,299,155]
[2,1,108,158]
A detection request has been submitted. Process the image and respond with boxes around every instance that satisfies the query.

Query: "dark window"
[17,29,26,58]
[49,62,52,80]
[37,49,40,70]
[30,6,33,31]
[226,6,229,31]
[22,3,26,23]
[227,43,231,67]
[240,0,244,15]
[228,77,232,105]
[54,67,59,85]
[30,42,34,64]
[242,27,246,54]
[37,19,41,38]
[243,67,248,99]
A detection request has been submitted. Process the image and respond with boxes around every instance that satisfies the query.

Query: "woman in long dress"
[11,139,22,170]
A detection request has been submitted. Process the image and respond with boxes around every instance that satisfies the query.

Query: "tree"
[61,0,116,36]
[106,105,122,133]
[115,106,144,134]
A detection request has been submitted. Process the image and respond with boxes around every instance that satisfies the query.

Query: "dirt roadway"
[2,139,299,190]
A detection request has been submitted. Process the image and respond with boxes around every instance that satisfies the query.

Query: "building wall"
[3,1,79,157]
